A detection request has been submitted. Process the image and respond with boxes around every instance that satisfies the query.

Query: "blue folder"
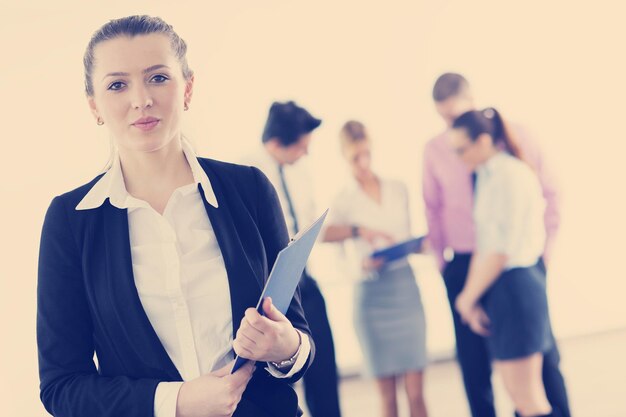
[230,209,329,373]
[370,235,426,264]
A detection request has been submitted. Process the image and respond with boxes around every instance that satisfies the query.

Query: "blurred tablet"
[370,235,426,263]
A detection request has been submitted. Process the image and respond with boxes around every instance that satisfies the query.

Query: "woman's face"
[449,128,492,170]
[343,140,374,181]
[87,34,193,155]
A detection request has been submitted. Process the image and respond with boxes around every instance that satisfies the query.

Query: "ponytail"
[452,107,525,162]
[483,108,524,161]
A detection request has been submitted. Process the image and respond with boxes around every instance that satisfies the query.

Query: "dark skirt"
[481,264,554,360]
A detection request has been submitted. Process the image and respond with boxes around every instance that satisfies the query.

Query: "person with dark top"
[240,101,342,417]
[37,16,314,417]
[422,73,570,417]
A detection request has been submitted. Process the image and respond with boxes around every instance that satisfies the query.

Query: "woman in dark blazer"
[37,15,314,417]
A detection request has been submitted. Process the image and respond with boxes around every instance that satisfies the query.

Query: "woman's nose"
[131,85,153,109]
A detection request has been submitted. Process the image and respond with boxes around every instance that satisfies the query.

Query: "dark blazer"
[37,157,315,417]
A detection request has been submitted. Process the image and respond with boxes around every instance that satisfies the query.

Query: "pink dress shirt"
[422,123,560,271]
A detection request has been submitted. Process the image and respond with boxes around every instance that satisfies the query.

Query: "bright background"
[2,1,625,415]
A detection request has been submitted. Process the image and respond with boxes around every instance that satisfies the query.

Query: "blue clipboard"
[230,209,329,373]
[370,235,426,263]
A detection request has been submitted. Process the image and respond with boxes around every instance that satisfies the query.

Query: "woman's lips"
[132,119,160,131]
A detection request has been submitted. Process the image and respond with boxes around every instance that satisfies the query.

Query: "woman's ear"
[87,96,101,123]
[184,75,195,108]
[477,133,494,148]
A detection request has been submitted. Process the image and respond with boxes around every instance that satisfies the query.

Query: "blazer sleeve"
[37,196,160,417]
[250,167,316,384]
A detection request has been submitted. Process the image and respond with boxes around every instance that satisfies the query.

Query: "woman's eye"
[150,74,169,83]
[107,81,126,91]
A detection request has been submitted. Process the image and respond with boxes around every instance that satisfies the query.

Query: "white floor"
[296,328,626,417]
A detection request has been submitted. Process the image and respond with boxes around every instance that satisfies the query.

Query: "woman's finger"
[236,328,259,349]
[239,320,264,341]
[212,360,236,377]
[469,313,490,336]
[228,362,255,388]
[233,338,256,359]
[478,308,491,326]
[263,297,288,323]
[244,308,271,333]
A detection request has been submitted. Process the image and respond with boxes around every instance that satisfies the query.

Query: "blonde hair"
[339,120,369,152]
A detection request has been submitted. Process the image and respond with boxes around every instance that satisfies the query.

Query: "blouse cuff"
[154,381,184,417]
[265,329,311,378]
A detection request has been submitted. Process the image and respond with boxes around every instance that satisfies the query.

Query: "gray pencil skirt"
[353,263,428,377]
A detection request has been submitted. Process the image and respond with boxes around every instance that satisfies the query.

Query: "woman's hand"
[454,291,475,321]
[357,227,395,246]
[455,292,491,336]
[362,256,386,272]
[233,297,301,363]
[465,306,491,336]
[175,361,254,417]
[415,238,431,254]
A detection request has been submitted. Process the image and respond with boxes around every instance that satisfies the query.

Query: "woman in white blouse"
[37,15,313,417]
[450,108,560,417]
[322,121,428,417]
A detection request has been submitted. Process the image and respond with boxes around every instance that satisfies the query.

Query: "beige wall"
[2,1,625,415]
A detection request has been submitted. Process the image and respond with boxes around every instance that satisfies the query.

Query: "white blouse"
[76,139,309,417]
[327,177,413,279]
[474,152,546,269]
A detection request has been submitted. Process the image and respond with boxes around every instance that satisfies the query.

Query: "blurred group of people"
[253,74,571,417]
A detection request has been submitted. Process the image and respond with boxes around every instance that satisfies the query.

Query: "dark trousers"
[299,276,342,417]
[443,254,571,417]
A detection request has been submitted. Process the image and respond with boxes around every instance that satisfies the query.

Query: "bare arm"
[462,252,508,303]
[322,224,394,246]
[454,253,507,336]
[321,224,356,243]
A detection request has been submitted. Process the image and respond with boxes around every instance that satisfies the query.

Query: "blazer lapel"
[196,169,297,417]
[101,201,181,380]
[198,182,263,337]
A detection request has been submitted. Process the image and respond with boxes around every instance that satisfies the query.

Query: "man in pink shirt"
[422,73,570,417]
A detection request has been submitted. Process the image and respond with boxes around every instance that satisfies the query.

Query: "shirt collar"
[478,151,509,178]
[257,144,283,172]
[75,138,218,211]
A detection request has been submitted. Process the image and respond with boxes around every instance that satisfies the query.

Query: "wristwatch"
[351,225,360,238]
[271,330,302,370]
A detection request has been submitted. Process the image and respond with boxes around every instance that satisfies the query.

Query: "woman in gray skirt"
[322,121,428,417]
